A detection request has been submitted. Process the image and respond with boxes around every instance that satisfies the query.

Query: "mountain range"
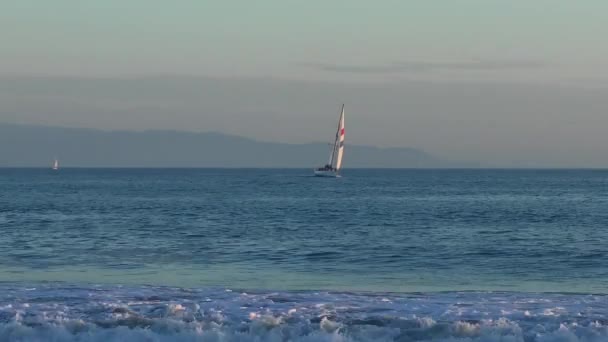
[0,123,459,168]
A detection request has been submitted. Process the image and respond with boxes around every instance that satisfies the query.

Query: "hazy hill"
[0,123,451,167]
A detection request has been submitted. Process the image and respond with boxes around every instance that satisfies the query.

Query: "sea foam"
[0,284,606,341]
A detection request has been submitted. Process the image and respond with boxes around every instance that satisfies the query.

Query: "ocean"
[0,168,607,341]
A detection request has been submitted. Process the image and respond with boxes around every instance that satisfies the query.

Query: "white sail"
[314,104,345,177]
[334,106,345,170]
[52,159,59,170]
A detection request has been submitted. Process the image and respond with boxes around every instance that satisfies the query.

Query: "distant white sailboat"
[314,105,345,177]
[52,158,59,170]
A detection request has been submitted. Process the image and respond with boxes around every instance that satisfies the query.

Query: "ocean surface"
[0,168,607,341]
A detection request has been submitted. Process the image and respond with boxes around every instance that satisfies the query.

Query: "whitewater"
[1,285,607,341]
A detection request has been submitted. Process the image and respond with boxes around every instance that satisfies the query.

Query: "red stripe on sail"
[341,128,345,136]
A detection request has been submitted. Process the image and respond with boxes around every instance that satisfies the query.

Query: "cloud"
[301,60,545,74]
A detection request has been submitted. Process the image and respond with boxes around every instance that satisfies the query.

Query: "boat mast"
[327,142,335,166]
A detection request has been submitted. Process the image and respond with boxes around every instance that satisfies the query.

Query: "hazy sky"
[2,1,608,166]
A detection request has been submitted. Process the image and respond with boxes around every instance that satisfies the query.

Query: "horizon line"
[1,167,607,170]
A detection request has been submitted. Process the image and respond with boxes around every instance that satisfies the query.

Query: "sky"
[1,1,608,166]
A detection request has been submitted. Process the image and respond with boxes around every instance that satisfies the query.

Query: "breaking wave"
[0,284,607,341]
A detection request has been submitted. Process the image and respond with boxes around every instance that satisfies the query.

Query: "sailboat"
[52,158,59,170]
[314,104,345,177]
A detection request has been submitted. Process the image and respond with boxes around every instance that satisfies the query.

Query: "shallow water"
[1,168,607,340]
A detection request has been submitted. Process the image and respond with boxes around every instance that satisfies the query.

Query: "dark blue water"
[1,169,607,341]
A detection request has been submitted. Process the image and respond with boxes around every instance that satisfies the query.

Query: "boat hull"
[314,170,339,177]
